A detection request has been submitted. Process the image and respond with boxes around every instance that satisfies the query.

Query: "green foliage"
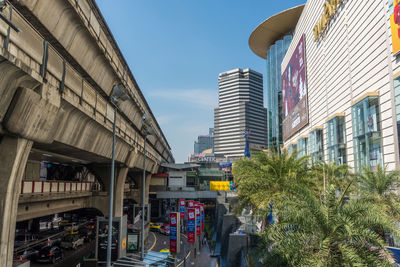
[233,151,400,266]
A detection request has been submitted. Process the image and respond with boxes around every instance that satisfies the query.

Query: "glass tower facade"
[266,34,293,150]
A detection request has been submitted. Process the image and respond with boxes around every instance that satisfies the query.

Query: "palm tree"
[233,150,313,212]
[357,165,400,219]
[259,184,395,267]
[311,161,355,196]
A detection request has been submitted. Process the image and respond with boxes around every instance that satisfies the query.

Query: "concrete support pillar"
[114,167,129,218]
[90,165,129,218]
[0,136,32,267]
[137,173,152,205]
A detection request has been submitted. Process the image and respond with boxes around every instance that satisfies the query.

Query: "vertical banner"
[170,212,180,253]
[194,205,201,236]
[199,203,204,231]
[187,208,195,243]
[390,0,400,55]
[188,200,194,208]
[179,199,185,216]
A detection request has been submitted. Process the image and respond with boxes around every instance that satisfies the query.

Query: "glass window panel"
[351,96,382,172]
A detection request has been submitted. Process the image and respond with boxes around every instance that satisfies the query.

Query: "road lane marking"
[149,232,157,251]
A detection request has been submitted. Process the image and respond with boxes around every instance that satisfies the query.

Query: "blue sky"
[97,0,305,162]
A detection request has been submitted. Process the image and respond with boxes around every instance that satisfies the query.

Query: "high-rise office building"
[249,5,304,150]
[194,128,214,154]
[214,68,267,160]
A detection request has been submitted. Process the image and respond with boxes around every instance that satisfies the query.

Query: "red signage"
[195,205,201,236]
[170,212,178,253]
[187,208,195,243]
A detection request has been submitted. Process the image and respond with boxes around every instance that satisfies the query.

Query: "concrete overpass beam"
[0,136,32,267]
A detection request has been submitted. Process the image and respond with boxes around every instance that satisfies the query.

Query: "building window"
[326,115,346,165]
[351,95,382,172]
[394,77,400,162]
[309,128,324,164]
[297,137,308,158]
[288,143,297,155]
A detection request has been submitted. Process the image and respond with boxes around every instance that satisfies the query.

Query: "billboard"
[390,0,400,55]
[210,181,230,191]
[282,34,308,141]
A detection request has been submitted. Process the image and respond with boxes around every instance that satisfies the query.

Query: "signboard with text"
[170,212,180,253]
[282,34,308,141]
[187,208,195,243]
[210,181,230,191]
[195,205,201,236]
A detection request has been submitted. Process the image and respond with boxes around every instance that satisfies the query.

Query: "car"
[14,247,39,261]
[34,245,63,264]
[159,248,170,255]
[64,222,79,232]
[61,234,84,249]
[160,225,170,235]
[149,222,163,232]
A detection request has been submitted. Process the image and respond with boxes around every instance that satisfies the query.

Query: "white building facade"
[277,0,400,172]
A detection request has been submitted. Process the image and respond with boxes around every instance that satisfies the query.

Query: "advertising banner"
[187,208,195,243]
[97,220,119,261]
[282,34,308,141]
[127,233,139,253]
[96,216,126,262]
[390,0,400,55]
[199,203,204,231]
[188,200,194,208]
[195,205,201,236]
[210,181,230,191]
[179,199,185,216]
[170,212,180,253]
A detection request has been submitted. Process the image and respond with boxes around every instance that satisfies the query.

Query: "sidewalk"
[193,242,217,267]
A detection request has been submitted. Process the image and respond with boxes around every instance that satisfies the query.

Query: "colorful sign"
[282,34,308,141]
[179,199,185,216]
[199,203,204,231]
[210,181,230,191]
[170,212,180,253]
[188,200,194,208]
[187,208,195,243]
[194,205,201,236]
[390,0,400,55]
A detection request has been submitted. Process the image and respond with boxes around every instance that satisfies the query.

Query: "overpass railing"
[20,180,96,195]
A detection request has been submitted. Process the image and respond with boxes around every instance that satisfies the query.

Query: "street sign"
[194,205,201,236]
[187,208,195,243]
[170,212,180,253]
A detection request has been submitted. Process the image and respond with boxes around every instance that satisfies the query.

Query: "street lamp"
[106,85,129,267]
[141,113,153,259]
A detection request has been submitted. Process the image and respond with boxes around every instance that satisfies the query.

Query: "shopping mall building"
[250,0,400,172]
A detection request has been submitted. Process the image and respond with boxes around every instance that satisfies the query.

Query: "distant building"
[214,68,267,160]
[194,128,214,154]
